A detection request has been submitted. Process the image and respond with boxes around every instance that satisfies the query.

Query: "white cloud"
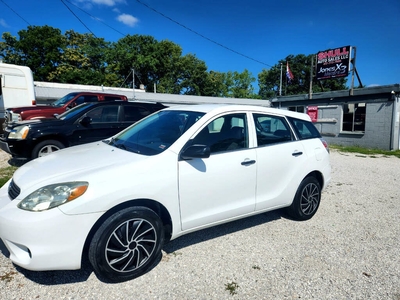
[117,14,139,27]
[0,19,8,28]
[91,0,126,6]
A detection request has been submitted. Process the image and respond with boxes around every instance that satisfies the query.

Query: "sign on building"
[307,106,318,122]
[316,46,351,80]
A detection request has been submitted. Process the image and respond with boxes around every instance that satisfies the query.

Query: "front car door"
[178,112,257,231]
[70,105,122,145]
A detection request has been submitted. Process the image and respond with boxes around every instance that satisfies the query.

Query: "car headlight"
[11,113,22,122]
[8,125,29,140]
[18,182,89,212]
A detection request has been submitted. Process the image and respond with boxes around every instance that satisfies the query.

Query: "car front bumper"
[0,185,103,271]
[0,137,32,159]
[0,136,11,154]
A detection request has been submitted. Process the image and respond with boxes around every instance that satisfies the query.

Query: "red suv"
[3,92,128,128]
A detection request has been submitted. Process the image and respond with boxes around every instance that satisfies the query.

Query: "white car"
[0,104,331,282]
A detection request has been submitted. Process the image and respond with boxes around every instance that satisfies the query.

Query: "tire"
[287,176,321,221]
[32,140,65,158]
[88,207,164,283]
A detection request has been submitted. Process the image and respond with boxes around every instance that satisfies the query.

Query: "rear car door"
[252,113,308,210]
[178,112,257,231]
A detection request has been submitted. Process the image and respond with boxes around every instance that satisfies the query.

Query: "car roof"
[80,100,163,107]
[162,104,311,121]
[67,91,126,96]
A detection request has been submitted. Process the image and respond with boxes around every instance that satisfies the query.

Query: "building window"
[288,106,305,113]
[342,103,365,132]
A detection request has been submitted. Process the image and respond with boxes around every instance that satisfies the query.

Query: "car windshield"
[57,103,94,120]
[51,93,78,107]
[105,110,205,156]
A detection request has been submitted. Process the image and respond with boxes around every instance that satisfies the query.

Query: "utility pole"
[132,68,135,100]
[279,63,283,96]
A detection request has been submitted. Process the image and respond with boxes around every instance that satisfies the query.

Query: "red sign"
[307,106,318,122]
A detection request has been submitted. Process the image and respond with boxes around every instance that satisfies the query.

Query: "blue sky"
[1,0,399,89]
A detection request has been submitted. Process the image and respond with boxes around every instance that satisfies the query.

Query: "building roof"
[34,81,271,107]
[271,84,400,105]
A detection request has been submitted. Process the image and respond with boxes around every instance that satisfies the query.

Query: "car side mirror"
[80,116,92,126]
[180,144,210,160]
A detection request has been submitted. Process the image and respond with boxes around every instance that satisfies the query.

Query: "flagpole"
[279,63,282,96]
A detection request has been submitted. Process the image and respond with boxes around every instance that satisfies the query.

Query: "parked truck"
[0,62,36,132]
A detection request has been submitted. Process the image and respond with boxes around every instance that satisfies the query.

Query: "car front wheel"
[88,207,164,282]
[287,176,321,221]
[32,140,65,158]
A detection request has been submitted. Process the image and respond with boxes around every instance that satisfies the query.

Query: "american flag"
[286,62,294,82]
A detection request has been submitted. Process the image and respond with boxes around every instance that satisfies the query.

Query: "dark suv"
[0,101,166,160]
[3,92,128,129]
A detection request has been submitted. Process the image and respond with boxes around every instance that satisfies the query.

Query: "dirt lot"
[0,152,11,169]
[0,149,399,299]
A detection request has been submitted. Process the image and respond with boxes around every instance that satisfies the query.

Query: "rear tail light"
[320,138,329,153]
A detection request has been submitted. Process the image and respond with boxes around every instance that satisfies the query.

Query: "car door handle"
[292,151,303,157]
[241,159,256,166]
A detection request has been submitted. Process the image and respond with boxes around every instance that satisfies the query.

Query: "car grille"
[4,111,10,124]
[8,179,21,200]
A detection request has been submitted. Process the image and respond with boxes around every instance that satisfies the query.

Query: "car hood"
[12,141,150,193]
[8,105,55,114]
[9,118,63,128]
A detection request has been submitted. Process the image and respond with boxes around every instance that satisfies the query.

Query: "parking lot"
[0,150,399,299]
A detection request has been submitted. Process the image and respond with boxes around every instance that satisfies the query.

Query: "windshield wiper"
[105,138,126,150]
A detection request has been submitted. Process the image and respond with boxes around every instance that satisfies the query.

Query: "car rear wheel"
[287,176,321,221]
[32,140,65,158]
[88,207,164,282]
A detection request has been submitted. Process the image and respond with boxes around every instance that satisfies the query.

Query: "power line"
[62,0,127,37]
[0,0,31,26]
[62,0,272,68]
[60,0,97,37]
[135,0,272,68]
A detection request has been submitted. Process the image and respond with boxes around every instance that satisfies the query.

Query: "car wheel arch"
[305,170,324,190]
[82,198,173,263]
[287,173,323,221]
[31,138,67,159]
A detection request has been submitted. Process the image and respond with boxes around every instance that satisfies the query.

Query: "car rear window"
[253,114,293,146]
[287,117,321,140]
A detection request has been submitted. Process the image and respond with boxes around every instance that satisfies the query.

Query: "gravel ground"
[0,150,399,299]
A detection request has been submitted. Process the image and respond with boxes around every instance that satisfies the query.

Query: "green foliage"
[0,166,17,188]
[330,145,400,158]
[225,281,239,295]
[48,30,110,85]
[1,25,348,99]
[10,25,65,81]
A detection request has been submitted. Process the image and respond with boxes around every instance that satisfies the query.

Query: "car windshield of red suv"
[56,103,93,120]
[51,93,78,107]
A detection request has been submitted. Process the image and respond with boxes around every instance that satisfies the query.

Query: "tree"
[202,69,257,99]
[203,71,229,97]
[175,53,208,95]
[48,30,109,85]
[5,25,65,81]
[105,35,165,89]
[105,35,210,95]
[229,69,257,99]
[0,32,22,64]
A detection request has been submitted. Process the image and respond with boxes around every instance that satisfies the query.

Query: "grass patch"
[330,144,400,158]
[0,166,18,187]
[225,281,239,295]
